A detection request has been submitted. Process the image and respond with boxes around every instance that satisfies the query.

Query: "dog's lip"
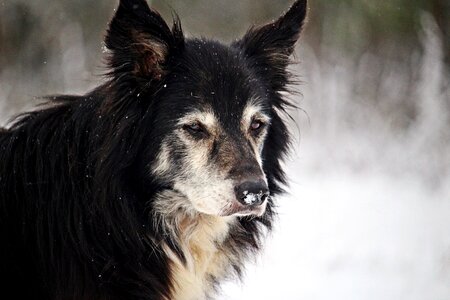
[221,200,268,217]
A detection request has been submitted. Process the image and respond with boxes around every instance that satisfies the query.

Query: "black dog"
[0,0,307,299]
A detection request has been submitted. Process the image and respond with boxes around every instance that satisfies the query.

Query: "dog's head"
[104,0,307,217]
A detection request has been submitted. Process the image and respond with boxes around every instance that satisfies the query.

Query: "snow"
[220,144,450,300]
[242,191,262,205]
[220,17,450,299]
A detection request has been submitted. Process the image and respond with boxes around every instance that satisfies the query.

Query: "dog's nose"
[234,180,269,206]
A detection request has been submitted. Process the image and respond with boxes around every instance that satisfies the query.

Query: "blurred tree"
[1,0,448,69]
[430,0,450,65]
[0,0,448,111]
[306,0,448,60]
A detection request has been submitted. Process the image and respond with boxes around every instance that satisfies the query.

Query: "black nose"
[234,180,269,206]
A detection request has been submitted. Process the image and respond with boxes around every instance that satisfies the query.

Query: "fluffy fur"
[0,0,307,299]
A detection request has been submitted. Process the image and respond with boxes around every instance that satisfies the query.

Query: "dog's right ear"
[234,0,307,92]
[105,0,184,82]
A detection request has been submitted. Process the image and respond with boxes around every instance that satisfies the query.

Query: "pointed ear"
[234,0,307,90]
[105,0,184,81]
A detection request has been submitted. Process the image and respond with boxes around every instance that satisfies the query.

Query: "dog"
[0,0,307,299]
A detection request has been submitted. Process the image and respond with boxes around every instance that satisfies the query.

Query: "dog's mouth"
[221,192,269,217]
[171,186,269,217]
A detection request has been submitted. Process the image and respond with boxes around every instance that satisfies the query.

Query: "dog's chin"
[220,200,268,217]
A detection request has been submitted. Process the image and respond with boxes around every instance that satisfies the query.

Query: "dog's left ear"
[105,0,184,82]
[234,0,307,90]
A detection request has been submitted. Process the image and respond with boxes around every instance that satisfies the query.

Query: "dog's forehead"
[179,98,268,127]
[171,39,271,123]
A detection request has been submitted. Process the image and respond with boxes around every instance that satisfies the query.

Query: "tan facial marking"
[173,177,235,216]
[177,110,218,134]
[151,141,171,176]
[242,103,270,128]
[241,101,271,165]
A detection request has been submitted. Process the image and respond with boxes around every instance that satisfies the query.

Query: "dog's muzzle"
[220,178,269,217]
[234,179,269,206]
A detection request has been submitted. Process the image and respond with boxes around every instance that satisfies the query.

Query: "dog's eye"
[187,123,201,132]
[250,120,265,134]
[183,122,208,138]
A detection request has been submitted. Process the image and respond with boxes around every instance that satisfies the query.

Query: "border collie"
[0,0,307,299]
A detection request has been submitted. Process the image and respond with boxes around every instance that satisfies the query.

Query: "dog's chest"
[167,216,235,300]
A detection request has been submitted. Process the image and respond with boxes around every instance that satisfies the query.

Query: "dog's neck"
[153,190,237,300]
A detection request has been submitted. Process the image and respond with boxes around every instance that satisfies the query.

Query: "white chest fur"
[164,215,235,300]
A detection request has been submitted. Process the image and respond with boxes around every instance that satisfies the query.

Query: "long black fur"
[0,0,307,299]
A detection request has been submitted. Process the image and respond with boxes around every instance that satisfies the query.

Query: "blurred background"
[1,0,449,299]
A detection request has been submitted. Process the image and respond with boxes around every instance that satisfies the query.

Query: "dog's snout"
[234,179,269,206]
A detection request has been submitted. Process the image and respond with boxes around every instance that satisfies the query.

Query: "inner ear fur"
[234,0,307,90]
[105,0,184,81]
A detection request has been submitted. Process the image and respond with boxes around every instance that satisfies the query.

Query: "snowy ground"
[221,19,450,299]
[221,141,450,300]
